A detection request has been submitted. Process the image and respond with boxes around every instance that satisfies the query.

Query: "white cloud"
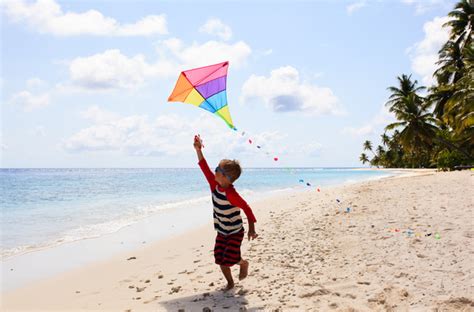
[401,0,453,15]
[240,66,342,116]
[347,1,367,15]
[63,107,287,158]
[199,18,232,41]
[8,78,52,112]
[407,16,450,86]
[67,49,151,90]
[342,104,395,137]
[63,114,169,155]
[157,38,252,70]
[9,90,50,112]
[63,108,211,156]
[62,37,252,91]
[1,0,168,36]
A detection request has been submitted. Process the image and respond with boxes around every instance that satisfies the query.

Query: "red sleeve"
[198,158,217,191]
[226,188,257,223]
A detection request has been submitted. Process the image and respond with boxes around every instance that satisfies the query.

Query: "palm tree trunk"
[417,126,473,161]
[433,136,473,161]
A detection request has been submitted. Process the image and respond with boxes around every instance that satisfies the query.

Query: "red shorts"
[214,229,245,267]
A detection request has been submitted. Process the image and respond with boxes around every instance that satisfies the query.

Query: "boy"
[193,135,258,291]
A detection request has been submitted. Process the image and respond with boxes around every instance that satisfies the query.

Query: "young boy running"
[193,135,258,290]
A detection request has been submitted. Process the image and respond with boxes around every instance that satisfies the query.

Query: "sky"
[0,0,457,168]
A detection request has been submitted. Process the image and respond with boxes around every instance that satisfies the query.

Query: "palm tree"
[432,0,474,122]
[376,145,385,155]
[385,75,434,149]
[363,140,375,156]
[376,145,387,167]
[387,92,472,160]
[381,133,390,146]
[434,40,464,86]
[359,153,370,165]
[386,74,425,112]
[384,149,396,168]
[443,44,474,135]
[430,34,473,159]
[442,44,474,156]
[443,0,473,50]
[385,93,438,152]
[370,155,381,168]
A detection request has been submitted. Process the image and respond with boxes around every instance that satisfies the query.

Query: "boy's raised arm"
[194,135,216,190]
[194,135,204,161]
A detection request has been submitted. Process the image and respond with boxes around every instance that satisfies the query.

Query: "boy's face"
[215,162,232,187]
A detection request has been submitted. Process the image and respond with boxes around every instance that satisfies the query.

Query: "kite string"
[235,129,320,191]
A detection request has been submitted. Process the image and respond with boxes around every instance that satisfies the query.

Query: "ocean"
[1,167,394,261]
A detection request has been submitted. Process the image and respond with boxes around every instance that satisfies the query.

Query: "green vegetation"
[360,0,473,170]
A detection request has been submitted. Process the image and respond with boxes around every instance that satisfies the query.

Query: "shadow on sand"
[157,286,263,312]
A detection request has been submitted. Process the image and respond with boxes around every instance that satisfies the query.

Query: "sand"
[2,170,473,311]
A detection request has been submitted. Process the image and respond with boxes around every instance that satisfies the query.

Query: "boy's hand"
[193,135,203,150]
[248,230,258,241]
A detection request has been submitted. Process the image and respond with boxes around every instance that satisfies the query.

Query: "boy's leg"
[238,258,249,280]
[219,265,234,290]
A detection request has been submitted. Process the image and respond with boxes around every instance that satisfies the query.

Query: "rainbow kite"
[168,61,236,130]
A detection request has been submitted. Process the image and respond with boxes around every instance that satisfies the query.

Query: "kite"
[168,61,236,130]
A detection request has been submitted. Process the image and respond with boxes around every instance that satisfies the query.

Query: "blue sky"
[1,0,456,168]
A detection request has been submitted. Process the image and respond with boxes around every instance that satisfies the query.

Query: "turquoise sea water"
[1,168,393,259]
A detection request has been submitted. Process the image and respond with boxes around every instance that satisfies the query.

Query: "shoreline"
[3,170,472,311]
[2,168,395,262]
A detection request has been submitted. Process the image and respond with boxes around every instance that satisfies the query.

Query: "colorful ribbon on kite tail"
[236,129,320,191]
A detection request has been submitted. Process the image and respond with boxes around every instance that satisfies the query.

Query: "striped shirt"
[198,158,257,236]
[212,186,243,235]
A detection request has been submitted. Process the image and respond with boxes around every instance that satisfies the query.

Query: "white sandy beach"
[2,170,473,311]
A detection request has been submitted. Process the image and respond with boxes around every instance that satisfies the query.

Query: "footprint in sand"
[299,288,331,298]
[357,281,371,285]
[169,286,181,294]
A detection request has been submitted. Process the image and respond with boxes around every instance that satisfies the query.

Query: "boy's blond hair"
[220,159,242,183]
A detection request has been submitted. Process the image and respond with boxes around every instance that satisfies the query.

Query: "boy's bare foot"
[239,260,249,280]
[223,282,234,291]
